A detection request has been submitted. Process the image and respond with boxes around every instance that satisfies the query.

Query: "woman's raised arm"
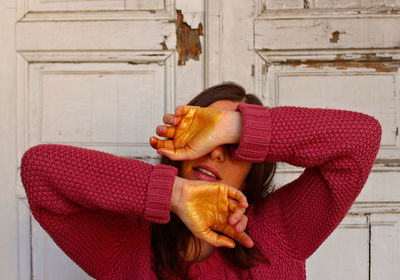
[21,144,177,278]
[150,103,381,260]
[234,104,381,260]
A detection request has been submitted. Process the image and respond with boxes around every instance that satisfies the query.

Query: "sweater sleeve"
[21,144,177,278]
[232,104,381,260]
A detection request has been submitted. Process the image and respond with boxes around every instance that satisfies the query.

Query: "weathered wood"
[28,0,165,11]
[176,10,203,65]
[7,0,400,279]
[16,20,176,51]
[255,16,400,50]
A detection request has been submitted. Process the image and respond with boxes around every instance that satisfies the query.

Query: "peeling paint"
[282,55,399,72]
[377,8,400,14]
[144,54,166,57]
[360,53,394,62]
[330,31,340,43]
[128,61,164,66]
[375,158,400,167]
[176,9,203,66]
[160,35,168,51]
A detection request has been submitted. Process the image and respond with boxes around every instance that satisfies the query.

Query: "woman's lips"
[193,165,220,182]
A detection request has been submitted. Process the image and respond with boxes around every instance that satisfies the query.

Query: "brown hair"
[151,82,276,279]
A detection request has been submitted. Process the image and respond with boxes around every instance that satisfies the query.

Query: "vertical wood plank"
[205,0,223,87]
[370,214,400,280]
[307,216,370,279]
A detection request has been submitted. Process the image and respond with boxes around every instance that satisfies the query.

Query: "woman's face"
[180,100,252,190]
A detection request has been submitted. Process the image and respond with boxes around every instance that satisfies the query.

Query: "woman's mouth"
[193,166,220,182]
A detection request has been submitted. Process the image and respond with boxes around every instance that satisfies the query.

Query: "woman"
[21,83,381,279]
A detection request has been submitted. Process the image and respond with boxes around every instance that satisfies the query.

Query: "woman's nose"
[209,145,225,162]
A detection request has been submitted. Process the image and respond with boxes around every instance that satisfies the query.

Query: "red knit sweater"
[21,104,381,279]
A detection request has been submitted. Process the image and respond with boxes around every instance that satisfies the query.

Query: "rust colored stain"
[330,31,340,43]
[283,54,399,72]
[160,35,168,51]
[176,10,203,65]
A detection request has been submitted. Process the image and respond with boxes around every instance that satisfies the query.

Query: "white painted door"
[205,0,400,279]
[7,0,399,279]
[14,1,205,279]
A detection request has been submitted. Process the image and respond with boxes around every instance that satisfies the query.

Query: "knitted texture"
[21,105,381,279]
[232,104,271,162]
[21,145,177,279]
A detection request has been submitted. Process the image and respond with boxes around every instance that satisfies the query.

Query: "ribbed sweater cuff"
[231,103,271,162]
[144,164,178,224]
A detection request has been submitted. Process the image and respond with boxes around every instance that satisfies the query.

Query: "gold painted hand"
[150,106,223,160]
[171,178,254,248]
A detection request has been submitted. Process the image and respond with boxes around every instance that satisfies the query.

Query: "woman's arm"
[22,144,252,278]
[152,104,381,259]
[234,104,381,259]
[21,144,177,278]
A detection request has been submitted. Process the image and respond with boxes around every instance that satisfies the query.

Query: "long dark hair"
[151,83,276,279]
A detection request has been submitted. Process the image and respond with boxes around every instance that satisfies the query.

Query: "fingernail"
[238,225,243,232]
[232,218,237,224]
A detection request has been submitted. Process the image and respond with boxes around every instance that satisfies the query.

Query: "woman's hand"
[171,177,254,249]
[150,106,242,161]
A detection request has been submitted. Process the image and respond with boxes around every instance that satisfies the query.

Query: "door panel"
[262,62,399,159]
[16,0,202,279]
[31,219,94,280]
[12,0,400,278]
[370,214,400,279]
[261,0,400,10]
[307,216,370,280]
[16,20,175,51]
[255,17,400,50]
[28,63,171,158]
[210,0,400,278]
[254,3,400,279]
[29,0,166,12]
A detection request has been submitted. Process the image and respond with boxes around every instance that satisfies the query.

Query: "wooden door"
[206,0,400,279]
[15,1,205,279]
[11,0,400,279]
